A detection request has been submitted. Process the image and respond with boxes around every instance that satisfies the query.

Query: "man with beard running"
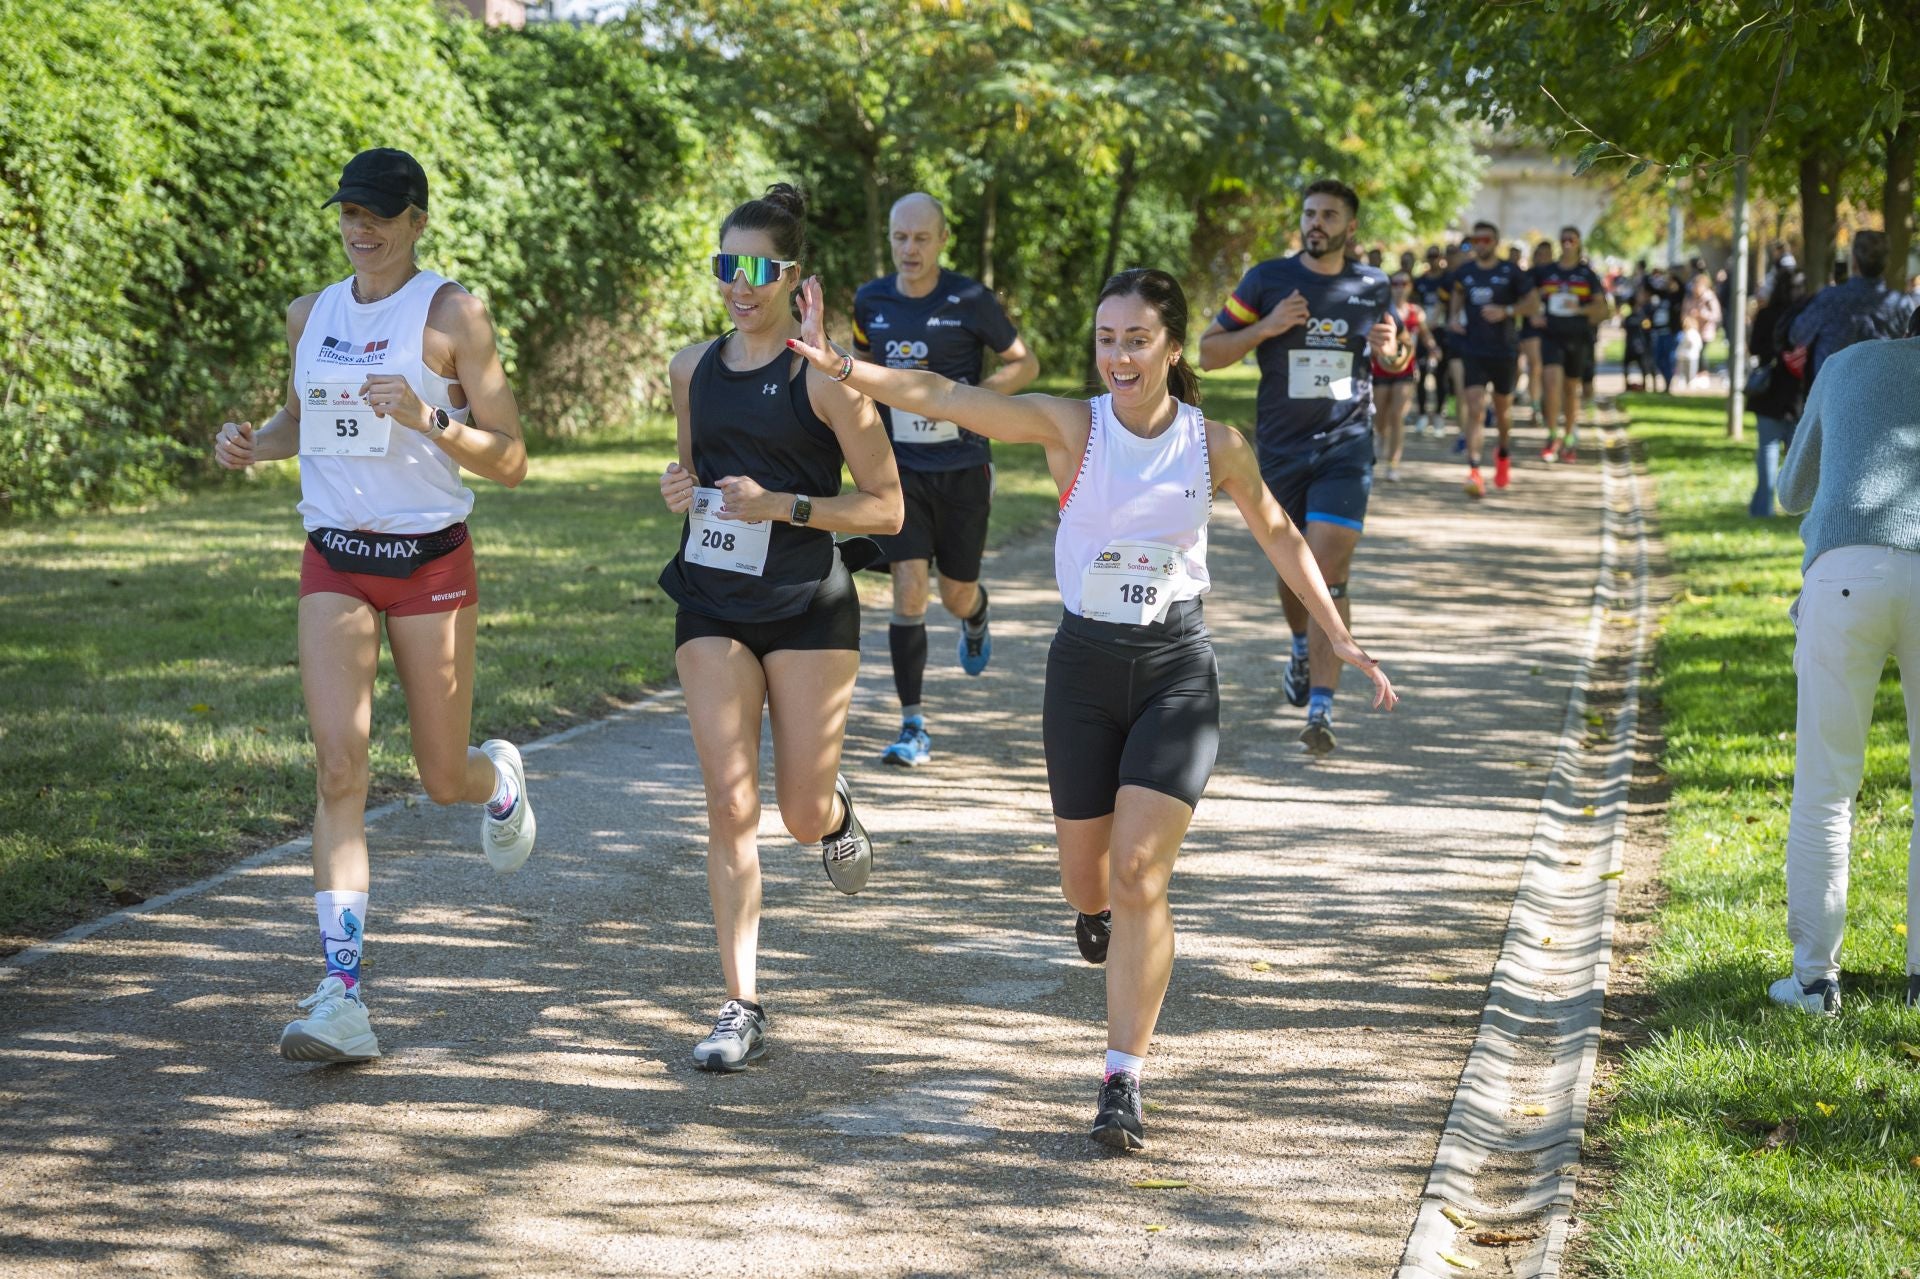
[854,193,1039,768]
[1445,220,1540,498]
[1198,178,1412,756]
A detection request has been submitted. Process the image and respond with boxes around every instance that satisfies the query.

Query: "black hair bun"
[761,183,807,221]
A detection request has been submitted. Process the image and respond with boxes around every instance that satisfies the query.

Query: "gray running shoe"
[821,773,872,895]
[1299,711,1337,757]
[278,976,380,1063]
[692,999,768,1073]
[1090,1071,1146,1152]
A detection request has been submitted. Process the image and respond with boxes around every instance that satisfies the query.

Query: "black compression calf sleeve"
[965,584,990,626]
[889,622,928,709]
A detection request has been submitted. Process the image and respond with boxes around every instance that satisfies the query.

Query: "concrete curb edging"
[0,687,684,977]
[1396,425,1652,1278]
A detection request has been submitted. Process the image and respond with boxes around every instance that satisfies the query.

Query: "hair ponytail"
[1098,267,1202,406]
[720,182,808,262]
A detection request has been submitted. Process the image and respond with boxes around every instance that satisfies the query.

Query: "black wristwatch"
[790,494,812,526]
[425,406,451,439]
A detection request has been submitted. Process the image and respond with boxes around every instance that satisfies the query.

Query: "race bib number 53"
[301,381,392,457]
[685,486,773,576]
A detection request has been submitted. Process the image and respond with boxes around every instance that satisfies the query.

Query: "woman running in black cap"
[212,148,534,1064]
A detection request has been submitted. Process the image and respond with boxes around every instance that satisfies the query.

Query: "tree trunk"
[1799,144,1841,292]
[979,174,998,290]
[862,152,885,281]
[1086,145,1140,384]
[1884,116,1917,287]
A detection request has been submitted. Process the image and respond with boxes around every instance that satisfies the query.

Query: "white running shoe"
[1767,975,1840,1015]
[278,975,380,1062]
[479,739,536,872]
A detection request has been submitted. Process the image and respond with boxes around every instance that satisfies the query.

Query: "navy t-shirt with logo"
[852,269,1019,472]
[1216,254,1398,467]
[1443,258,1536,357]
[1531,261,1606,340]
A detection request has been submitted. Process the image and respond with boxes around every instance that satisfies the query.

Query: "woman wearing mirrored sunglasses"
[656,183,903,1074]
[789,266,1397,1152]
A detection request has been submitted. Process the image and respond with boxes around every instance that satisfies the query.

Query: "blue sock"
[1290,632,1309,663]
[1308,687,1334,720]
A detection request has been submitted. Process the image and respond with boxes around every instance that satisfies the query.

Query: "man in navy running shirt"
[1198,178,1411,757]
[1444,219,1540,498]
[853,193,1038,769]
[1531,226,1612,463]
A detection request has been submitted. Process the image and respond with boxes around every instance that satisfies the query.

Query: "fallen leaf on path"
[1598,870,1624,881]
[1540,936,1555,947]
[1440,1205,1478,1229]
[1815,1101,1836,1117]
[1582,805,1597,817]
[1144,1100,1164,1113]
[1130,1179,1189,1190]
[1428,971,1454,982]
[1471,1230,1538,1246]
[1249,960,1272,972]
[1026,843,1051,853]
[1515,1104,1549,1117]
[1439,1252,1482,1270]
[1145,1224,1165,1233]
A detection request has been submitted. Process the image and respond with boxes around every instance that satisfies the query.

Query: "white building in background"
[1458,135,1613,249]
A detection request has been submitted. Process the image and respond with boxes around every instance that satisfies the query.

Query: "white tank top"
[294,269,474,534]
[1055,394,1212,622]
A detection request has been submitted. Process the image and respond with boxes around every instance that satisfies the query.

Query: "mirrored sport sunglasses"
[710,252,798,286]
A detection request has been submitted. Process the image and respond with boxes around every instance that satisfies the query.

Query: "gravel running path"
[1,424,1605,1278]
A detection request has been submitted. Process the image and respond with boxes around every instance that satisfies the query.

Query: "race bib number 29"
[1288,350,1354,401]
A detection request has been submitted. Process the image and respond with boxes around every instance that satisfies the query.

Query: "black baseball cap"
[323,148,428,219]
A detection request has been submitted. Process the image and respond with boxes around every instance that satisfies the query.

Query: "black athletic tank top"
[657,334,845,622]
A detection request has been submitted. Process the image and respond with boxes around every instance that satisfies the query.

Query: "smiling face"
[716,226,795,334]
[338,203,425,274]
[889,197,948,292]
[1093,292,1179,407]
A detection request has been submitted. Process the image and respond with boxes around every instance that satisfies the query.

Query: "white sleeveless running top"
[1055,394,1213,620]
[294,269,474,534]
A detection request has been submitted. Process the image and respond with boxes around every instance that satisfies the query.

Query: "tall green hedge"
[0,0,714,517]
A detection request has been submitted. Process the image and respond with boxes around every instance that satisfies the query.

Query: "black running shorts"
[1460,354,1519,396]
[675,554,860,658]
[872,463,993,583]
[1043,599,1221,820]
[1540,335,1597,381]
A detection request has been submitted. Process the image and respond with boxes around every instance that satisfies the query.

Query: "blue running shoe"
[881,718,932,768]
[1282,655,1311,708]
[957,620,991,676]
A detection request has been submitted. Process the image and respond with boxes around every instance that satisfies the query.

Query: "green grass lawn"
[1581,396,1920,1277]
[0,367,1262,946]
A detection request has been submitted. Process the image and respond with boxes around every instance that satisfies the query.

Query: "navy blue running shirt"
[1531,261,1606,339]
[1215,254,1399,466]
[1443,258,1536,357]
[852,269,1019,473]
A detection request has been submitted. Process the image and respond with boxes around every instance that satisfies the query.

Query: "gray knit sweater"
[1778,336,1920,570]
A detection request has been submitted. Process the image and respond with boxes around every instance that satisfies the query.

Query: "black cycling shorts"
[674,554,860,659]
[1460,354,1519,396]
[872,463,993,583]
[1043,598,1221,820]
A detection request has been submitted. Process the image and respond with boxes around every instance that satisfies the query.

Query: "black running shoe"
[1090,1071,1146,1151]
[693,998,767,1072]
[1300,711,1336,757]
[1282,654,1310,708]
[1906,973,1920,1010]
[1074,910,1112,965]
[821,773,872,895]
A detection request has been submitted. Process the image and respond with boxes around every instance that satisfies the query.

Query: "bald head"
[888,192,949,291]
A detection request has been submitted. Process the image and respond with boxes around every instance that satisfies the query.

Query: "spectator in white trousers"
[1772,313,1920,1014]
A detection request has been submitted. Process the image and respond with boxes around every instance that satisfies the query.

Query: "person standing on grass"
[1746,265,1808,518]
[1787,230,1917,387]
[211,148,535,1064]
[1770,310,1920,1015]
[853,192,1039,770]
[788,266,1397,1151]
[656,184,902,1073]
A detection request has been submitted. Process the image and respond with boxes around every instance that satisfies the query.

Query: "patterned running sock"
[1290,632,1310,664]
[485,761,518,819]
[315,890,368,992]
[1104,1048,1145,1081]
[1308,687,1335,720]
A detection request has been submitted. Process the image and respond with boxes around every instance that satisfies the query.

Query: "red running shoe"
[1494,452,1512,490]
